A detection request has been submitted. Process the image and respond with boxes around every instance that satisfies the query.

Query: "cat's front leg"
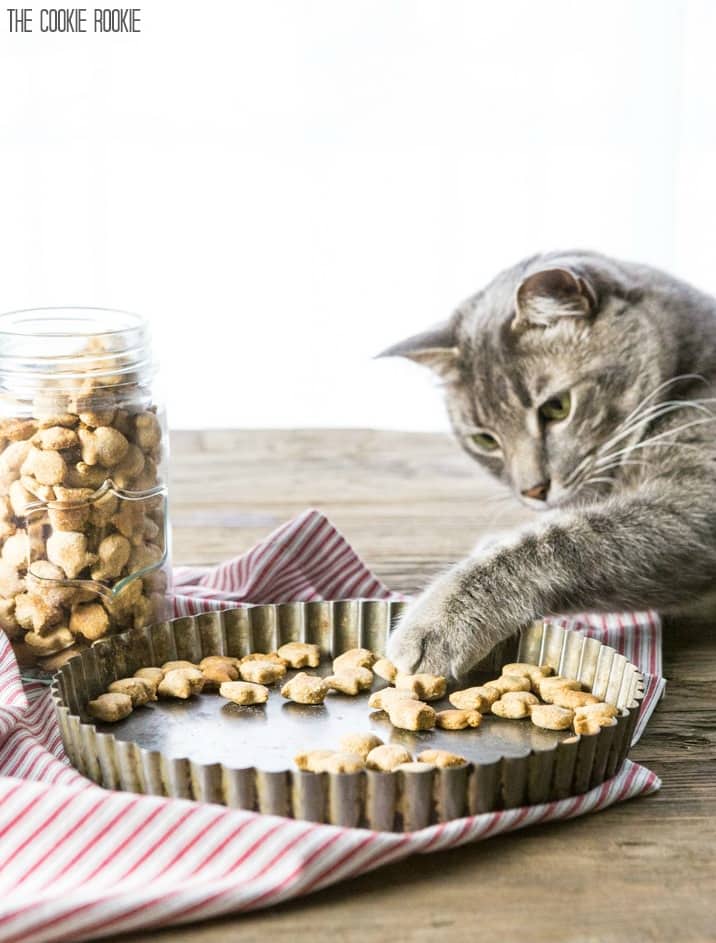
[388,484,716,678]
[386,537,541,678]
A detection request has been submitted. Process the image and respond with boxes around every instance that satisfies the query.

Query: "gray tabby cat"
[383,250,716,678]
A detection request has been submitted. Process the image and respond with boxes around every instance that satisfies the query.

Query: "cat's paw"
[386,566,502,679]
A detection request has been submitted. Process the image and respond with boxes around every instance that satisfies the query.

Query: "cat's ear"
[514,267,597,329]
[377,322,460,377]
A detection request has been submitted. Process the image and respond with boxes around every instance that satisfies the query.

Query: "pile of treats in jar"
[88,645,620,773]
[0,338,166,666]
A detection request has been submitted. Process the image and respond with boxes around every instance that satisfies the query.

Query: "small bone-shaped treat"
[21,446,67,486]
[372,657,398,682]
[332,647,376,672]
[339,732,383,760]
[449,685,501,711]
[201,660,240,689]
[548,688,601,709]
[502,662,554,686]
[294,750,365,773]
[241,652,288,666]
[281,672,329,704]
[573,702,619,732]
[78,425,129,467]
[219,681,270,705]
[395,672,447,702]
[69,602,110,641]
[134,667,164,693]
[200,655,241,670]
[88,692,133,723]
[276,642,321,668]
[417,748,467,768]
[530,704,574,730]
[109,677,156,706]
[240,660,287,685]
[436,708,483,730]
[485,675,532,696]
[91,534,131,581]
[14,592,63,633]
[534,676,583,700]
[158,667,205,699]
[491,691,539,719]
[325,666,373,695]
[366,744,412,771]
[161,660,198,673]
[134,412,162,450]
[47,531,95,580]
[385,697,436,732]
[368,687,412,711]
[24,625,74,654]
[34,426,78,451]
[573,714,612,736]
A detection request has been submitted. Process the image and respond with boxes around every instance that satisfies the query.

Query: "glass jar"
[0,308,171,670]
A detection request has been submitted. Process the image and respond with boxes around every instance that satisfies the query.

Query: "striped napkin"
[0,510,664,943]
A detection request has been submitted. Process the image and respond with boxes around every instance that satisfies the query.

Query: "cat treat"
[449,685,500,711]
[339,732,384,759]
[325,666,374,695]
[158,667,205,699]
[394,672,447,701]
[490,691,539,719]
[417,749,467,768]
[484,674,532,695]
[385,697,436,731]
[365,744,413,771]
[88,692,133,723]
[529,704,575,730]
[280,672,329,704]
[239,660,287,685]
[108,676,156,707]
[294,750,365,773]
[276,642,321,668]
[435,708,483,730]
[332,647,377,672]
[219,680,270,705]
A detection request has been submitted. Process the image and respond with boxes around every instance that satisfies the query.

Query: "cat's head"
[382,251,668,509]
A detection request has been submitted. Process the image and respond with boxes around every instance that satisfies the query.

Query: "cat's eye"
[539,392,571,422]
[471,432,500,452]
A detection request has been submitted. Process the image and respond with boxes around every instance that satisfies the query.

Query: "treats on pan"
[339,732,383,759]
[491,691,539,719]
[281,672,329,705]
[435,708,482,730]
[449,685,500,711]
[332,647,376,673]
[239,660,287,685]
[88,692,133,723]
[385,697,436,732]
[325,666,374,695]
[108,676,156,706]
[366,744,412,771]
[294,750,365,773]
[158,667,205,700]
[417,749,467,768]
[529,704,575,730]
[219,681,270,705]
[394,672,447,702]
[277,642,321,668]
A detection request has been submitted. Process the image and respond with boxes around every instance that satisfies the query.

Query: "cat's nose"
[521,480,551,501]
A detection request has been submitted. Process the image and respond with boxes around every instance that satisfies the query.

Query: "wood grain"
[102,429,716,943]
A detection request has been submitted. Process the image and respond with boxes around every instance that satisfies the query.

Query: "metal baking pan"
[52,600,644,831]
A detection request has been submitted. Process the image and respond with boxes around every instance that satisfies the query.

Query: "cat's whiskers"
[595,397,716,457]
[595,414,716,468]
[616,373,707,430]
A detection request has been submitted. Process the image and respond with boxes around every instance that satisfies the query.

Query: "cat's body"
[383,251,716,677]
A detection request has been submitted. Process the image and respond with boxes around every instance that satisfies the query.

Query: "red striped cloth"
[0,510,663,943]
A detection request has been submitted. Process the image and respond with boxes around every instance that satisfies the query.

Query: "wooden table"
[106,429,716,943]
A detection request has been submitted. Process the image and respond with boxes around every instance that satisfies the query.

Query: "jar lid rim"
[0,307,147,338]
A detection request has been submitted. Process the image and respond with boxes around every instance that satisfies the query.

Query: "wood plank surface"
[103,429,716,943]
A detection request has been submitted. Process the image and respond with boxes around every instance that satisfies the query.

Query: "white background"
[1,0,715,430]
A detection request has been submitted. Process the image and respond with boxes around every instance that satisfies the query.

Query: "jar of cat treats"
[0,308,172,671]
